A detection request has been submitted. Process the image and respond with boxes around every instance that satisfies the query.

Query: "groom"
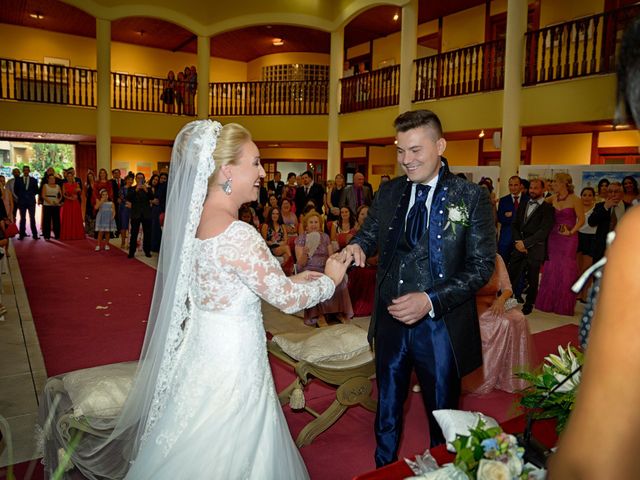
[346,110,495,467]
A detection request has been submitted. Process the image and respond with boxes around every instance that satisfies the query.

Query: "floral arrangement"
[445,200,470,235]
[516,344,583,433]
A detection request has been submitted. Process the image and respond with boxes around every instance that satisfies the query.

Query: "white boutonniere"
[444,200,470,235]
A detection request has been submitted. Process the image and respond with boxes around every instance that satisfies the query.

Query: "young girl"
[94,188,116,251]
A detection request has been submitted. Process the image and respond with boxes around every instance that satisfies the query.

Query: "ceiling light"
[272,38,284,46]
[267,143,280,147]
[479,129,485,138]
[393,13,399,21]
[29,12,44,20]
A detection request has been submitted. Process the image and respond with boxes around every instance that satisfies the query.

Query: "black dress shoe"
[515,295,525,304]
[522,304,533,315]
[127,254,134,258]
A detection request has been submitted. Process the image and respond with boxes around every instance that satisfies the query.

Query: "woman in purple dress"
[536,173,585,316]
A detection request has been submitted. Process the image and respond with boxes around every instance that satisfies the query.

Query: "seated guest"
[464,254,534,394]
[260,206,292,265]
[263,194,279,223]
[238,204,257,228]
[330,206,357,251]
[354,204,370,233]
[280,198,298,238]
[588,181,631,263]
[295,211,353,327]
[622,175,639,205]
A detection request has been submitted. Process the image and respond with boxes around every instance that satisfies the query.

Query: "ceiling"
[1,0,487,62]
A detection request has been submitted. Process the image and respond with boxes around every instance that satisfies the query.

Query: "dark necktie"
[356,187,363,208]
[525,199,538,221]
[513,195,519,211]
[405,184,431,248]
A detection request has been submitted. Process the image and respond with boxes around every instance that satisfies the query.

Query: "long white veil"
[62,119,222,479]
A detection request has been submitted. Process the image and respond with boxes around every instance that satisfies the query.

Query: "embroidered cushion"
[433,409,500,452]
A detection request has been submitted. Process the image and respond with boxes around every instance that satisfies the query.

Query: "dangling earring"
[222,177,232,195]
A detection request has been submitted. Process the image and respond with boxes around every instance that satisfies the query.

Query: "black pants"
[129,217,151,256]
[18,203,38,238]
[42,205,61,239]
[507,250,542,307]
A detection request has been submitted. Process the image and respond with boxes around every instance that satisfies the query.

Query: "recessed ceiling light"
[479,129,485,138]
[393,13,399,21]
[272,38,284,46]
[29,12,44,20]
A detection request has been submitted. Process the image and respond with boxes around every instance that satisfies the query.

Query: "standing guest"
[262,194,279,223]
[596,177,610,202]
[110,169,125,236]
[41,173,62,240]
[508,178,555,315]
[84,171,97,235]
[118,174,133,249]
[60,170,85,240]
[283,172,298,211]
[162,70,176,113]
[330,206,357,250]
[188,65,197,112]
[183,66,194,115]
[576,187,597,303]
[294,170,325,214]
[536,173,584,316]
[340,172,373,214]
[64,167,83,201]
[622,175,638,204]
[14,165,39,240]
[497,175,527,261]
[465,254,534,394]
[94,188,116,251]
[6,168,20,221]
[260,207,292,264]
[345,109,496,461]
[280,198,298,238]
[327,173,346,222]
[175,71,185,115]
[126,172,154,258]
[93,168,113,203]
[0,175,14,223]
[267,171,284,198]
[296,211,353,327]
[478,177,498,211]
[149,174,163,252]
[588,181,631,263]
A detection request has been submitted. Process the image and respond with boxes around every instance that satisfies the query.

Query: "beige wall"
[598,130,640,147]
[531,133,592,165]
[539,0,604,28]
[260,147,327,160]
[111,143,172,173]
[368,144,396,189]
[445,139,479,166]
[442,5,485,52]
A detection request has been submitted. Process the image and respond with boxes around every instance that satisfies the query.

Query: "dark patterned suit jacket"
[351,158,496,377]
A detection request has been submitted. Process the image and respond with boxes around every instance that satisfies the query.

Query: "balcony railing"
[339,65,400,113]
[524,3,640,85]
[414,39,505,102]
[209,80,328,116]
[111,72,196,115]
[0,58,96,107]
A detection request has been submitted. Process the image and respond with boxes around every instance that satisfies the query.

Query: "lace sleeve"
[219,223,335,314]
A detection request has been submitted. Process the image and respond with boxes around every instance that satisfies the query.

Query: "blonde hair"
[302,210,324,232]
[554,172,574,194]
[207,123,252,190]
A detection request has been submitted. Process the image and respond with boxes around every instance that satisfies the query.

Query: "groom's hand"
[388,292,432,324]
[344,243,366,267]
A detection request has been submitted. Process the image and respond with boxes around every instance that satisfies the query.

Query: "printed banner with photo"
[519,164,640,194]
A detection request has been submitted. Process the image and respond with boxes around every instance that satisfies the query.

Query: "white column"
[499,0,527,195]
[96,18,111,172]
[197,35,210,119]
[327,28,344,179]
[399,0,418,113]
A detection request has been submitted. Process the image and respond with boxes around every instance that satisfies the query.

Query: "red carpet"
[13,238,578,479]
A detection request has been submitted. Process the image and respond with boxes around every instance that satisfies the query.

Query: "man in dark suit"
[14,165,40,240]
[340,172,373,213]
[267,171,285,198]
[497,175,527,261]
[346,110,496,466]
[294,169,325,214]
[588,181,631,262]
[110,169,125,236]
[126,172,154,258]
[508,178,555,315]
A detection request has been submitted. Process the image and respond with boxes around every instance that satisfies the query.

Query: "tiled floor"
[0,236,580,467]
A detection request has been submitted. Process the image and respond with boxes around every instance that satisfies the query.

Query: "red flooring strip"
[13,238,578,479]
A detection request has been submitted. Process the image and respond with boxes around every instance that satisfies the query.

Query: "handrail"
[339,64,400,113]
[111,72,196,115]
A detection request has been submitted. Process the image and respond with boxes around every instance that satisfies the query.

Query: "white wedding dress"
[125,221,335,479]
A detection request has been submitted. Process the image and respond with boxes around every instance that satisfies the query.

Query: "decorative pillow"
[62,362,137,418]
[273,324,370,364]
[432,409,500,453]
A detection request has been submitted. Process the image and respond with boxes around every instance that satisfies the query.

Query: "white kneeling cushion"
[63,362,137,418]
[432,409,500,452]
[273,324,372,366]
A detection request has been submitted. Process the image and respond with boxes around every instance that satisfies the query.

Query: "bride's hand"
[324,250,352,286]
[290,271,324,284]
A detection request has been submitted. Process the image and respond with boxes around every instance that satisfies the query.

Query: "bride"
[61,120,351,479]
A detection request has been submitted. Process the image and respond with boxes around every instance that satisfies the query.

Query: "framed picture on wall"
[136,162,153,179]
[157,162,170,173]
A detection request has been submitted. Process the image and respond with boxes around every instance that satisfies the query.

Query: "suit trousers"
[18,203,37,238]
[42,205,61,239]
[507,250,542,306]
[129,217,151,256]
[374,310,460,467]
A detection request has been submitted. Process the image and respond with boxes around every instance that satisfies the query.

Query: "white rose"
[505,452,524,476]
[448,208,463,222]
[477,459,510,480]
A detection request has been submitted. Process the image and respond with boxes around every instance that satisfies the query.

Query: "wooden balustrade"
[111,73,196,115]
[339,65,400,113]
[210,80,328,116]
[0,58,96,107]
[524,3,640,85]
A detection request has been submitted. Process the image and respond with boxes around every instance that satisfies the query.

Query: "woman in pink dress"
[536,173,585,316]
[465,255,534,394]
[60,170,85,240]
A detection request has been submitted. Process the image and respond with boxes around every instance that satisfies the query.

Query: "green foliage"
[22,143,74,175]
